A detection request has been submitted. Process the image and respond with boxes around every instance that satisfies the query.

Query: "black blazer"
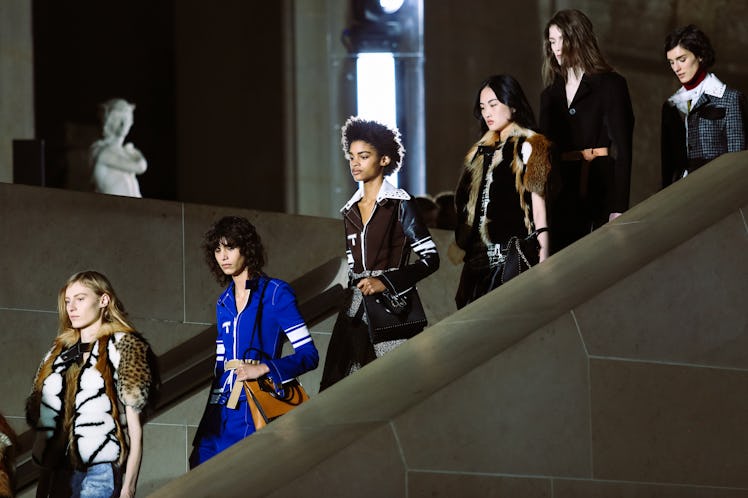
[540,71,635,214]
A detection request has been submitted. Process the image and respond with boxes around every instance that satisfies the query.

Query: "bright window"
[356,52,397,184]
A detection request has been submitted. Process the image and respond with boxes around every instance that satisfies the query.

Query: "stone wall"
[0,182,460,496]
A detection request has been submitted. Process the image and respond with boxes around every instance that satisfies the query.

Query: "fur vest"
[0,413,16,498]
[455,125,551,250]
[26,332,151,470]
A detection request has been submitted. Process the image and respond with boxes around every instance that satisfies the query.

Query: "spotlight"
[341,0,424,194]
[379,0,405,15]
[342,0,409,53]
[358,0,405,21]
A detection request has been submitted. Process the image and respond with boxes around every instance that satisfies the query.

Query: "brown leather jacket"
[341,180,439,293]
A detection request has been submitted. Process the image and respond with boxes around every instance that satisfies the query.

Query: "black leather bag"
[487,230,542,291]
[501,234,540,283]
[363,288,427,344]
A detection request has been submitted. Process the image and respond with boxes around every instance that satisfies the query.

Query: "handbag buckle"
[378,290,410,316]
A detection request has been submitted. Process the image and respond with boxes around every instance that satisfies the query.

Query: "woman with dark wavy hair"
[453,75,552,309]
[661,24,747,187]
[539,9,634,253]
[190,216,318,467]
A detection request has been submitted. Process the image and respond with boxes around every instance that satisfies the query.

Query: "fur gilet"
[455,125,551,249]
[26,331,151,470]
[0,413,16,498]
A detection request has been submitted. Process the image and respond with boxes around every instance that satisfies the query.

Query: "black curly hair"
[203,216,266,286]
[664,24,716,70]
[341,116,405,177]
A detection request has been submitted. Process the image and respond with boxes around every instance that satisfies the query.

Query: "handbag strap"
[525,226,548,241]
[223,278,270,409]
[241,276,269,361]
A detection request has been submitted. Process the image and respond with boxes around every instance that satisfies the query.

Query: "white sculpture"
[90,98,147,197]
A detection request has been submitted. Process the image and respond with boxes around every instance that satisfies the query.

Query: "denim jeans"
[70,463,120,498]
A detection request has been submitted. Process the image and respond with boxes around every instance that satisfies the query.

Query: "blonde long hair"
[56,270,136,347]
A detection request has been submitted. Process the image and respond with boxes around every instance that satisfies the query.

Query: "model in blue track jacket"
[190,216,318,467]
[211,275,318,404]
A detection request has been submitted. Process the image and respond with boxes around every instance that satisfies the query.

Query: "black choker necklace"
[59,341,94,366]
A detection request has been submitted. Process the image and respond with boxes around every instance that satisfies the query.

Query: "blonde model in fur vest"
[0,412,17,498]
[26,271,152,498]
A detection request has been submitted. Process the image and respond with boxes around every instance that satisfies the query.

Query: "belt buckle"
[210,391,229,405]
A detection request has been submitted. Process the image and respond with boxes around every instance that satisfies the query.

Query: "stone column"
[0,0,34,183]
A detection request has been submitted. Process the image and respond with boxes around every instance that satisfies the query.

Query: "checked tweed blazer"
[661,73,748,188]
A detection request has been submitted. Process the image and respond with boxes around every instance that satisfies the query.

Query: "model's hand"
[357,277,386,296]
[447,240,465,265]
[581,148,605,162]
[235,363,270,381]
[609,212,622,222]
[118,486,135,498]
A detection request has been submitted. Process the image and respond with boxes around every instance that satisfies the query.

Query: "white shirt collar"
[668,73,726,112]
[702,73,727,98]
[341,178,411,213]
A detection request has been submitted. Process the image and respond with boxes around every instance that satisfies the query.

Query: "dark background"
[32,0,285,211]
[33,0,176,199]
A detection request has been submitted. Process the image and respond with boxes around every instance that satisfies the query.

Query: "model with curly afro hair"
[341,116,404,177]
[319,116,439,390]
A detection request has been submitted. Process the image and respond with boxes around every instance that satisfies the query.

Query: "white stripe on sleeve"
[286,324,313,348]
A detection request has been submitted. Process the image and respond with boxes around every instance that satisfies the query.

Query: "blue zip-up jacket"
[209,275,318,404]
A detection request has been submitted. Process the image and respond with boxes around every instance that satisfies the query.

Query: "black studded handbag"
[362,287,427,344]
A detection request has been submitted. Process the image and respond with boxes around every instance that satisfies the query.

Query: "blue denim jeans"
[70,463,120,498]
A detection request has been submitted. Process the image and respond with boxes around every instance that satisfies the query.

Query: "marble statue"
[90,98,147,197]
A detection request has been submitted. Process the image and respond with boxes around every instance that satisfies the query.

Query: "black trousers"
[549,157,615,253]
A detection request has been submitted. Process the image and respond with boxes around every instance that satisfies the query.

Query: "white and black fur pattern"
[37,350,64,441]
[71,336,123,465]
[31,332,146,468]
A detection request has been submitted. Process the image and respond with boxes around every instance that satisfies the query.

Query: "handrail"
[13,257,348,493]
